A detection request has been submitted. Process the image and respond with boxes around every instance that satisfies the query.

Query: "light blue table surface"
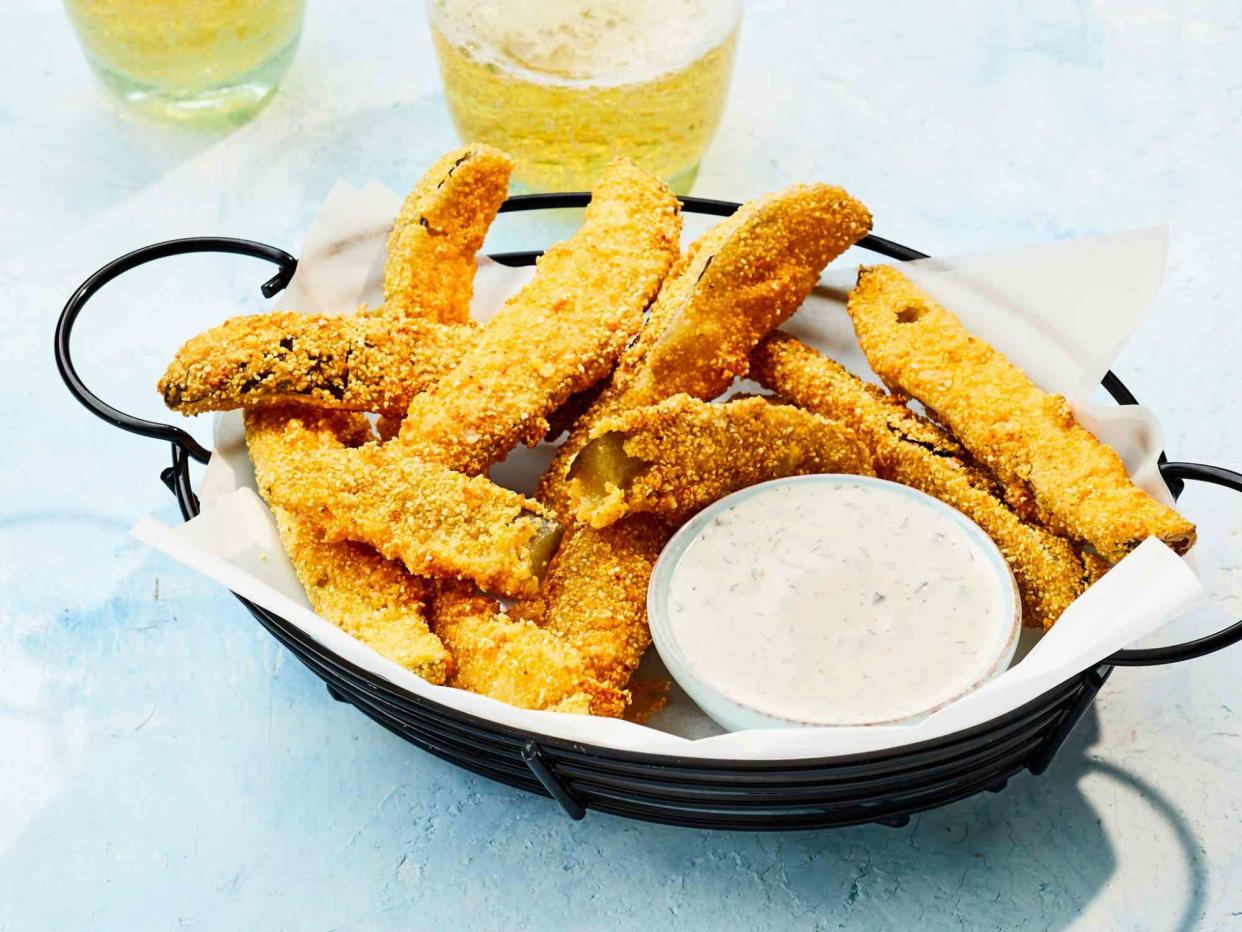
[2,2,1239,929]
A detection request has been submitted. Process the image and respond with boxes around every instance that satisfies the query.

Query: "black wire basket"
[55,193,1242,831]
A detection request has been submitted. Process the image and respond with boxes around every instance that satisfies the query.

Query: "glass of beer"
[64,0,307,122]
[428,0,741,193]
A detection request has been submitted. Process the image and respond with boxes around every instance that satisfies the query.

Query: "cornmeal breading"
[158,145,505,417]
[533,516,671,691]
[428,583,626,716]
[612,184,872,410]
[847,266,1195,563]
[382,143,514,323]
[159,312,471,416]
[246,407,562,600]
[270,507,450,681]
[243,407,450,681]
[751,332,1097,629]
[395,157,682,473]
[570,394,873,529]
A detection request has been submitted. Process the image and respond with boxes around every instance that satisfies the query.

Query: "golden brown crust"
[428,583,627,716]
[570,394,874,528]
[538,182,871,518]
[245,407,561,600]
[534,517,671,691]
[383,143,514,322]
[243,407,451,681]
[270,508,451,682]
[159,312,472,416]
[245,405,376,480]
[395,157,682,473]
[615,183,871,406]
[847,266,1195,563]
[751,331,1102,628]
[158,147,505,418]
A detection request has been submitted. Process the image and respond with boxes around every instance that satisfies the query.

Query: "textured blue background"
[1,1,1239,928]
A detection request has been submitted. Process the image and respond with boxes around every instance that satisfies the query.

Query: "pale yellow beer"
[65,0,306,121]
[428,0,740,192]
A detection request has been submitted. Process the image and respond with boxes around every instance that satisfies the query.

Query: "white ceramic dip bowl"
[648,475,1022,732]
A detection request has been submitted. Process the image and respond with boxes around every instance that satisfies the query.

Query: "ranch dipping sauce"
[652,476,1019,727]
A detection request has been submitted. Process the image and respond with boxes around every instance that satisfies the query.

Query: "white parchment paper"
[132,182,1204,760]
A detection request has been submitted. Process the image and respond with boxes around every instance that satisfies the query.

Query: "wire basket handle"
[1105,461,1242,666]
[54,237,297,464]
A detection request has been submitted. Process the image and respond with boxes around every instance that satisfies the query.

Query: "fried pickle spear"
[159,144,506,417]
[569,394,873,528]
[847,266,1196,563]
[428,583,626,716]
[159,312,472,416]
[269,509,453,681]
[243,407,451,681]
[383,143,514,323]
[538,181,872,516]
[246,408,562,600]
[750,333,1098,628]
[532,515,672,690]
[395,157,682,473]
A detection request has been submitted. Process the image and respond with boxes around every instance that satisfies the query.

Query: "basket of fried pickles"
[154,143,1200,731]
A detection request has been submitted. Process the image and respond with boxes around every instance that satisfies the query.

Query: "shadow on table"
[0,634,1208,930]
[0,511,1209,928]
[1074,755,1209,932]
[636,705,1207,930]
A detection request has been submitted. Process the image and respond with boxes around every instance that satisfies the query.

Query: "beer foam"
[429,0,740,87]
